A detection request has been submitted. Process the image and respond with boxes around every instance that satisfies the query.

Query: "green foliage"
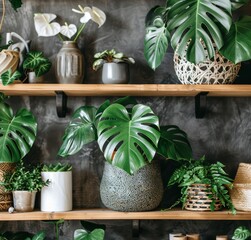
[93,49,135,71]
[144,0,251,69]
[23,51,51,77]
[42,162,72,172]
[58,96,192,174]
[0,231,45,240]
[0,94,37,163]
[1,69,22,86]
[1,160,50,191]
[232,226,251,240]
[42,219,64,240]
[8,0,23,11]
[167,157,235,213]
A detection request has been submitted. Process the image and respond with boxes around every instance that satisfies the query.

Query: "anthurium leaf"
[8,0,22,11]
[144,6,170,70]
[58,106,98,157]
[167,0,232,64]
[1,69,21,86]
[220,16,251,64]
[32,231,46,240]
[157,125,192,160]
[74,229,105,240]
[97,103,160,174]
[23,51,46,70]
[0,100,37,163]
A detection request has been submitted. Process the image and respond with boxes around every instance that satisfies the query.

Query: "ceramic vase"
[56,41,84,84]
[41,171,72,212]
[102,62,129,84]
[100,161,163,212]
[12,191,36,212]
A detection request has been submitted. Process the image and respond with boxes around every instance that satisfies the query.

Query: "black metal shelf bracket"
[132,220,140,238]
[55,91,68,118]
[195,92,209,119]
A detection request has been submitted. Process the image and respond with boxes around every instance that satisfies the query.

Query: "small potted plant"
[58,96,192,211]
[144,0,251,84]
[0,93,37,210]
[1,160,49,212]
[41,162,72,212]
[167,156,235,213]
[92,49,135,84]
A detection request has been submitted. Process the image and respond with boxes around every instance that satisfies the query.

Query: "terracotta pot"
[13,191,36,212]
[56,41,84,84]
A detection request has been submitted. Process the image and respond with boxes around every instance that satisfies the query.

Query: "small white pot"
[41,171,72,212]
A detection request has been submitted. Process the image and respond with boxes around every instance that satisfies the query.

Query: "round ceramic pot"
[100,161,163,212]
[12,191,36,212]
[41,171,72,212]
[56,41,84,84]
[102,62,129,84]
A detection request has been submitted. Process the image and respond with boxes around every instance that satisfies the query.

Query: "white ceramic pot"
[41,171,72,212]
[13,191,36,212]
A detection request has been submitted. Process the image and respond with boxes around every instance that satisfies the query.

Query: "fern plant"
[167,156,235,213]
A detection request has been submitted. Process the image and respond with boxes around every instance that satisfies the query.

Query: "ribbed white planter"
[41,171,72,212]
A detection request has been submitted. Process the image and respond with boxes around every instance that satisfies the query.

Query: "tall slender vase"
[56,41,84,84]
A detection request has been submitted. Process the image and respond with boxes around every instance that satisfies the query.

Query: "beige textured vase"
[13,191,36,212]
[56,41,84,84]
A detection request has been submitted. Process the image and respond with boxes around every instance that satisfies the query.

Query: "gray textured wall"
[1,0,251,239]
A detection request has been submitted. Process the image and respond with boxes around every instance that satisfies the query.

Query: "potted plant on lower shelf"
[92,49,135,84]
[167,156,235,213]
[1,160,50,212]
[58,96,192,211]
[41,162,72,212]
[0,93,37,211]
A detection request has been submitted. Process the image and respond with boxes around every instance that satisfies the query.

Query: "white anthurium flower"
[34,13,61,37]
[60,23,77,39]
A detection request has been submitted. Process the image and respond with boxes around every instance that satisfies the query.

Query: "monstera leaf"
[97,103,160,174]
[220,16,251,63]
[232,226,251,240]
[0,99,37,163]
[58,106,98,157]
[157,125,192,160]
[167,0,232,63]
[231,0,250,10]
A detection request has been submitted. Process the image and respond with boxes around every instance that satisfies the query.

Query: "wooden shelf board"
[1,209,251,221]
[1,84,251,97]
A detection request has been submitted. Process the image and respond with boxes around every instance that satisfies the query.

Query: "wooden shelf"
[1,84,251,97]
[1,209,251,221]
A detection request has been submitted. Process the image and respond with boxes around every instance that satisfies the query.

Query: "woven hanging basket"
[174,46,241,84]
[0,163,16,211]
[184,184,222,211]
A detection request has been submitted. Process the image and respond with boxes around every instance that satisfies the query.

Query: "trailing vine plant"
[167,156,236,213]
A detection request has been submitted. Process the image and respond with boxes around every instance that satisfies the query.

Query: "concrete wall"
[1,0,251,239]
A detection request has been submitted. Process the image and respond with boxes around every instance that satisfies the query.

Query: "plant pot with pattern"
[41,162,72,212]
[167,156,235,213]
[92,49,135,84]
[0,93,37,211]
[144,0,251,84]
[1,160,49,212]
[58,96,192,211]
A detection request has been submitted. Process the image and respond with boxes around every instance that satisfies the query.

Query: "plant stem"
[58,33,64,42]
[73,22,86,42]
[0,0,6,33]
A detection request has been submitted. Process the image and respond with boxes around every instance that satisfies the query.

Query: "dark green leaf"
[231,0,250,10]
[32,231,46,240]
[1,69,22,86]
[8,0,22,11]
[74,229,105,240]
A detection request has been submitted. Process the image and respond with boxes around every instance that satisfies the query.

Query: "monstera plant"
[144,0,251,70]
[58,97,192,174]
[0,93,37,163]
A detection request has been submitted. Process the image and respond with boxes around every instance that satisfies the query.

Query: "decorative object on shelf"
[93,49,135,84]
[169,233,183,240]
[100,161,163,211]
[173,236,187,240]
[167,156,235,213]
[34,5,106,83]
[0,93,37,211]
[1,160,49,212]
[41,162,72,212]
[144,0,251,84]
[232,226,251,240]
[186,234,200,240]
[58,96,192,211]
[74,221,106,240]
[216,236,228,240]
[23,51,51,83]
[230,163,251,211]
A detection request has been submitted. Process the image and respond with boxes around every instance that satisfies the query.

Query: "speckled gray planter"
[100,162,163,212]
